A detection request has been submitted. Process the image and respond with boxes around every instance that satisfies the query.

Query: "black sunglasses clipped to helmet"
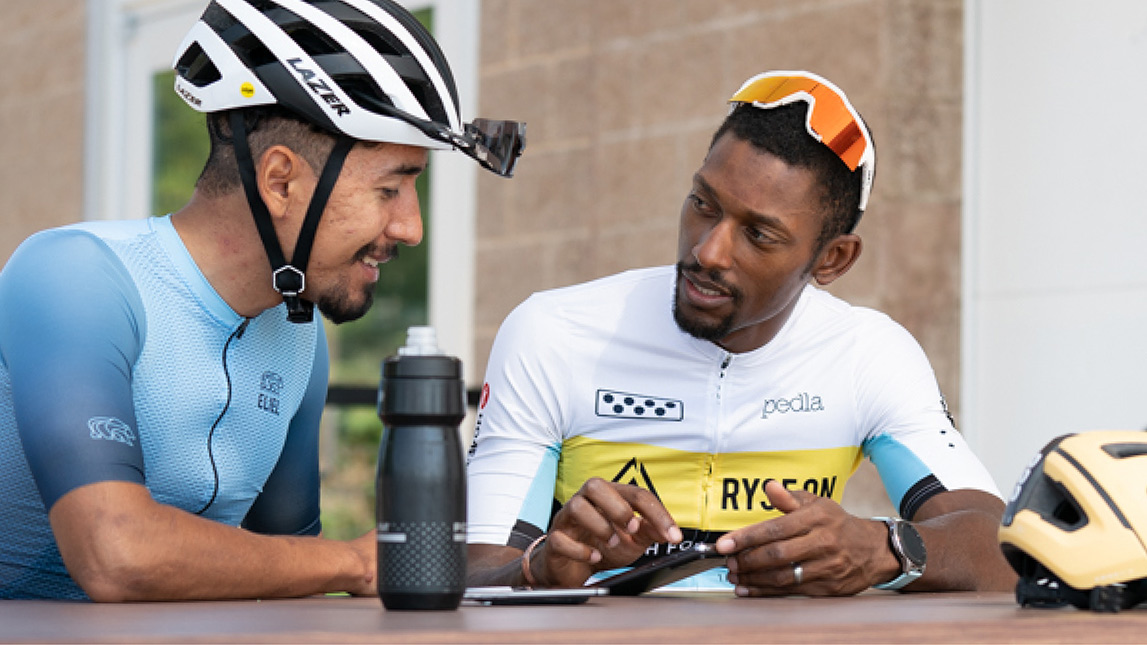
[355,93,526,178]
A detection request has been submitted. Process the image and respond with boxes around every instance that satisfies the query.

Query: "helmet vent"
[203,2,274,71]
[1029,477,1088,531]
[175,43,222,88]
[202,2,235,31]
[347,29,448,125]
[1102,442,1147,459]
[1050,495,1084,528]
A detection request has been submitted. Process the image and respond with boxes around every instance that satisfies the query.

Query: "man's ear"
[810,233,862,286]
[256,145,309,219]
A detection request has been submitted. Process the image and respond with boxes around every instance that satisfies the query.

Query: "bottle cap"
[398,326,441,356]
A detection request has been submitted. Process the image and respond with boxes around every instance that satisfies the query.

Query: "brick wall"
[474,0,963,412]
[0,2,87,263]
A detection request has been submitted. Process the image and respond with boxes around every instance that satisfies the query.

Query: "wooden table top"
[2,590,1146,643]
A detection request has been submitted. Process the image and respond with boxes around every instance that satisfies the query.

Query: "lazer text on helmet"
[175,81,202,108]
[287,58,350,117]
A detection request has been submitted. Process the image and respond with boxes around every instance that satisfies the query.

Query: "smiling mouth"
[359,244,398,269]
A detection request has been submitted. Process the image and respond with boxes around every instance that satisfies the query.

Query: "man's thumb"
[764,479,801,514]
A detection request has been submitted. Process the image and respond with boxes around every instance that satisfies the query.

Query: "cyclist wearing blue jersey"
[466,71,1014,596]
[0,0,522,601]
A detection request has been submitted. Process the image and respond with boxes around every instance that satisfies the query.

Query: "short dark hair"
[709,102,871,252]
[195,107,339,197]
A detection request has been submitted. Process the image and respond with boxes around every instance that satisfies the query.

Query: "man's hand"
[529,478,683,588]
[345,529,378,596]
[715,479,894,597]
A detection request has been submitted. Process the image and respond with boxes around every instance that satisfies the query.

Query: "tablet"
[463,586,607,605]
[588,543,726,596]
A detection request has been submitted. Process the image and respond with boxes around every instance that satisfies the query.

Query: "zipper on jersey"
[702,352,733,528]
[195,317,251,515]
[716,354,732,395]
[700,453,715,525]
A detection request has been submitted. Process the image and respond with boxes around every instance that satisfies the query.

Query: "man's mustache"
[676,260,741,301]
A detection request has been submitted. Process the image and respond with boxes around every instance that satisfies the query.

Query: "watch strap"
[872,517,924,591]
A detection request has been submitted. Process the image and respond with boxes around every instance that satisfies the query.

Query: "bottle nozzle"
[398,326,441,356]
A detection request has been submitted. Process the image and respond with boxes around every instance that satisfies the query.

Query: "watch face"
[897,522,927,567]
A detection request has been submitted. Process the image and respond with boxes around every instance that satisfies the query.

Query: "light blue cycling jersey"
[0,215,328,599]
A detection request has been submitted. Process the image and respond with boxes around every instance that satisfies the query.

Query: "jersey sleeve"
[242,322,328,536]
[855,316,1001,519]
[466,295,566,550]
[0,230,147,509]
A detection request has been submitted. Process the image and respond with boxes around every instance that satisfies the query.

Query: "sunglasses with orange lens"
[729,71,874,212]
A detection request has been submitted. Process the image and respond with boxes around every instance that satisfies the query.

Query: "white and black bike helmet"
[172,0,525,321]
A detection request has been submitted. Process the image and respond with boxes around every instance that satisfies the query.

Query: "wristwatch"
[872,517,926,590]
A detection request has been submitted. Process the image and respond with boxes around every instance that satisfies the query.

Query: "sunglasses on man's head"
[729,71,874,212]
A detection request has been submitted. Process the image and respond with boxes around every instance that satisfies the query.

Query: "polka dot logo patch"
[595,389,683,421]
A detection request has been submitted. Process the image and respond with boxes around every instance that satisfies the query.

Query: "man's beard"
[672,261,741,343]
[317,286,375,324]
[315,243,393,325]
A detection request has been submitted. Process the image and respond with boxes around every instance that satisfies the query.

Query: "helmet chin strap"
[229,110,355,323]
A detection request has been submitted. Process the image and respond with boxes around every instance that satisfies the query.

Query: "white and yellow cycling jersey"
[466,266,1000,576]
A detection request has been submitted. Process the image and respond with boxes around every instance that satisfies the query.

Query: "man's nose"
[386,191,423,247]
[692,220,734,271]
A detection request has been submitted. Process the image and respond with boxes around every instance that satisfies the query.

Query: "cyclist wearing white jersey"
[466,71,1014,596]
[0,0,523,601]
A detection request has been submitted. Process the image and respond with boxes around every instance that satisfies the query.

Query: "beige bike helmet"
[999,430,1147,612]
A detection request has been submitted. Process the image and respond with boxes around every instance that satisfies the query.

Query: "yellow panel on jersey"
[555,436,864,532]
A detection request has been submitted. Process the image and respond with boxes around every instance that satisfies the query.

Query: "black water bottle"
[376,326,467,610]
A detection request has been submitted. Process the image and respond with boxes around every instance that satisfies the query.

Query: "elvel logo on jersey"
[595,389,683,421]
[258,371,283,416]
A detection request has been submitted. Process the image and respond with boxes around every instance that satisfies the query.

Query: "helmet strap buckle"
[272,265,305,296]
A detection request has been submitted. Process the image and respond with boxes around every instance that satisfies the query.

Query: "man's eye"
[380,187,399,200]
[746,227,775,244]
[688,193,712,212]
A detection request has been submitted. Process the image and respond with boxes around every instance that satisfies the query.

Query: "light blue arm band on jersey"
[518,443,561,532]
[863,433,934,516]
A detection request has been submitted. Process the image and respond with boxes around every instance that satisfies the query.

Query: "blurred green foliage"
[152,71,210,217]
